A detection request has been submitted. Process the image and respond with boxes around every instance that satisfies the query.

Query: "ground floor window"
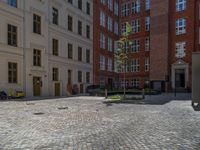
[100,78,105,88]
[131,79,140,88]
[8,62,17,83]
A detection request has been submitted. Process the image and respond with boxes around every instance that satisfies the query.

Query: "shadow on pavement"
[104,93,192,105]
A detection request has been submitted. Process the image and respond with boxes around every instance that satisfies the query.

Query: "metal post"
[174,81,176,97]
[105,89,107,99]
[142,89,145,99]
[123,64,126,100]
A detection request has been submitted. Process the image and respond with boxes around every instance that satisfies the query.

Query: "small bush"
[107,95,121,100]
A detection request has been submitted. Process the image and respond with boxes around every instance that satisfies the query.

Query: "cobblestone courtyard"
[0,94,200,150]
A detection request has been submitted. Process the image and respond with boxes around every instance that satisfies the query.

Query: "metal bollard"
[142,89,145,99]
[105,89,108,99]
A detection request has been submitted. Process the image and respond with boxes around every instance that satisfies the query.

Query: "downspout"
[23,0,26,97]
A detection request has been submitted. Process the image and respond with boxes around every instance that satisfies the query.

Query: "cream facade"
[0,0,93,97]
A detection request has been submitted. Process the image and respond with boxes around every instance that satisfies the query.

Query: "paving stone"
[0,94,199,149]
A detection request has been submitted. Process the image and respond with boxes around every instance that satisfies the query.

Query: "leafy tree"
[115,22,132,99]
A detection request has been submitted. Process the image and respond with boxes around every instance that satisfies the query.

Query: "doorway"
[33,77,42,96]
[175,69,185,88]
[55,83,60,96]
[80,84,84,93]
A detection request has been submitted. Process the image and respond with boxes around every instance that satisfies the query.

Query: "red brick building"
[93,0,120,89]
[94,0,198,91]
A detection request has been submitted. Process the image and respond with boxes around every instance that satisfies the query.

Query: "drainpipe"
[23,0,27,97]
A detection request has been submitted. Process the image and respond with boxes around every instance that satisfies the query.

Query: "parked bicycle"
[0,91,8,100]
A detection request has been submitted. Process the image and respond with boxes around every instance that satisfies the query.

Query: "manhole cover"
[57,107,68,110]
[33,112,44,115]
[26,103,35,105]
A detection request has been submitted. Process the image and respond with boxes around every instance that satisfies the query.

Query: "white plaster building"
[0,0,93,97]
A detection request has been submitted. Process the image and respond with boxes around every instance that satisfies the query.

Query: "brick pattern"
[93,0,119,86]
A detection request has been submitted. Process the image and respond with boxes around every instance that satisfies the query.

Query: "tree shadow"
[104,93,192,105]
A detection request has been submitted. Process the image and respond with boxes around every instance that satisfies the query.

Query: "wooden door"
[55,83,60,96]
[33,77,41,96]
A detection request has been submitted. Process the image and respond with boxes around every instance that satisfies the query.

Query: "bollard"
[142,89,145,99]
[105,89,108,99]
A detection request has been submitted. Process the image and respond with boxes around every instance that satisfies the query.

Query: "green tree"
[115,22,132,99]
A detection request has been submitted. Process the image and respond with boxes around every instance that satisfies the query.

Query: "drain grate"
[26,103,35,105]
[57,107,68,110]
[33,112,44,115]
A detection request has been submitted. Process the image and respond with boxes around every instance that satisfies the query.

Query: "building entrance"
[55,83,60,96]
[175,69,185,88]
[33,77,42,96]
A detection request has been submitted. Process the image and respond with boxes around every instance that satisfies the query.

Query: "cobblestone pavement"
[0,93,200,150]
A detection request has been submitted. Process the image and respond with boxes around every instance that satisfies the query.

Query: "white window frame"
[176,18,186,35]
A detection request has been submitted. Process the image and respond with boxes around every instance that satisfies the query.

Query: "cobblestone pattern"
[0,94,200,150]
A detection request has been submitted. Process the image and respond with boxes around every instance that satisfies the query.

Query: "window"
[78,20,82,35]
[108,37,113,52]
[52,38,59,56]
[114,2,119,16]
[114,22,119,35]
[100,32,105,49]
[124,60,129,72]
[120,80,129,88]
[100,55,105,70]
[145,0,150,10]
[176,18,186,35]
[131,79,139,88]
[175,42,186,58]
[100,0,106,5]
[132,0,140,14]
[131,59,140,72]
[124,42,129,53]
[68,15,73,31]
[52,7,58,25]
[131,39,140,53]
[100,11,106,27]
[8,24,17,47]
[145,37,150,51]
[78,71,82,82]
[78,0,82,10]
[86,2,90,15]
[52,68,59,81]
[145,58,150,72]
[145,16,150,31]
[68,43,73,59]
[132,19,140,33]
[122,3,129,17]
[78,47,82,61]
[86,72,90,83]
[7,0,17,8]
[33,14,41,34]
[68,0,73,4]
[8,62,17,83]
[86,49,90,63]
[108,0,113,11]
[121,22,126,34]
[107,58,112,71]
[108,16,113,31]
[86,25,90,39]
[100,77,105,88]
[176,0,186,12]
[33,49,41,66]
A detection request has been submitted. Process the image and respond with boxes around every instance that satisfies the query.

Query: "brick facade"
[93,0,119,88]
[94,0,197,91]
